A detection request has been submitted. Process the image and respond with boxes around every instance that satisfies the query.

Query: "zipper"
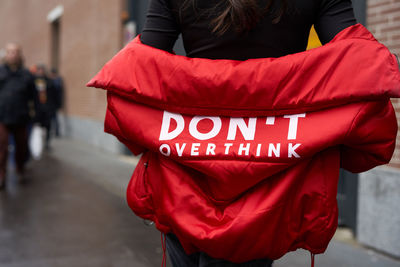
[310,252,315,267]
[161,233,167,267]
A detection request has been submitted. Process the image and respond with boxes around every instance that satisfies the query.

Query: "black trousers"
[166,234,274,267]
[0,123,28,180]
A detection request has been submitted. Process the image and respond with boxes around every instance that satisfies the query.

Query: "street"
[0,138,399,267]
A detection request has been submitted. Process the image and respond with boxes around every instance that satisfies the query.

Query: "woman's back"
[138,1,358,265]
[86,2,400,265]
[141,0,357,60]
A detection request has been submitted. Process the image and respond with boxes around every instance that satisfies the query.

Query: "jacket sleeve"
[341,100,398,173]
[105,92,147,155]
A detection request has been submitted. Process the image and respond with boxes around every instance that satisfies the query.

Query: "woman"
[140,0,357,58]
[140,0,357,266]
[88,0,400,263]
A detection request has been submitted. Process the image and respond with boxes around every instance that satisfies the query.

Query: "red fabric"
[87,24,400,262]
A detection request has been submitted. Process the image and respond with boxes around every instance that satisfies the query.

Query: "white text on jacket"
[158,111,305,159]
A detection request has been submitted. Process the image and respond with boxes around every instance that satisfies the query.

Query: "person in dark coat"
[33,64,57,149]
[0,43,36,189]
[49,68,64,137]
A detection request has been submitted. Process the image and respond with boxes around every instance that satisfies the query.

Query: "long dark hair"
[213,0,287,34]
[180,0,287,35]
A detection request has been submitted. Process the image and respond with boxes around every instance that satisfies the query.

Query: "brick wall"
[367,0,400,168]
[0,0,124,121]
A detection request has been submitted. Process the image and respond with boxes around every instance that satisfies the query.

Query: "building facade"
[0,0,126,153]
[367,0,400,168]
[356,0,400,258]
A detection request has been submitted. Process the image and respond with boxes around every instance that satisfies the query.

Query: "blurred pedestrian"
[33,64,57,149]
[0,43,36,189]
[49,68,64,137]
[29,64,37,75]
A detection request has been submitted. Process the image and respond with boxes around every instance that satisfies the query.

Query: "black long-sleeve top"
[141,0,357,60]
[0,64,36,125]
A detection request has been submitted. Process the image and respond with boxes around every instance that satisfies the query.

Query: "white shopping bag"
[29,124,45,160]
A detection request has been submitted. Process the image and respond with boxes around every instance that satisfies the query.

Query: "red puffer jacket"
[87,24,400,263]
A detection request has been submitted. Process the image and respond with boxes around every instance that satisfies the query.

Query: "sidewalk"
[0,138,399,267]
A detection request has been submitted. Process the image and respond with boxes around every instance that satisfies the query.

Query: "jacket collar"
[88,24,400,116]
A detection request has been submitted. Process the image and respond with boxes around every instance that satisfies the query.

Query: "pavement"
[0,137,399,267]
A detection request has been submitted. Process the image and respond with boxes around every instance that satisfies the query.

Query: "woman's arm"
[140,0,180,52]
[315,0,357,44]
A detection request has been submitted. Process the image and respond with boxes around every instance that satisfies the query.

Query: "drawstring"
[310,252,315,267]
[161,233,167,267]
